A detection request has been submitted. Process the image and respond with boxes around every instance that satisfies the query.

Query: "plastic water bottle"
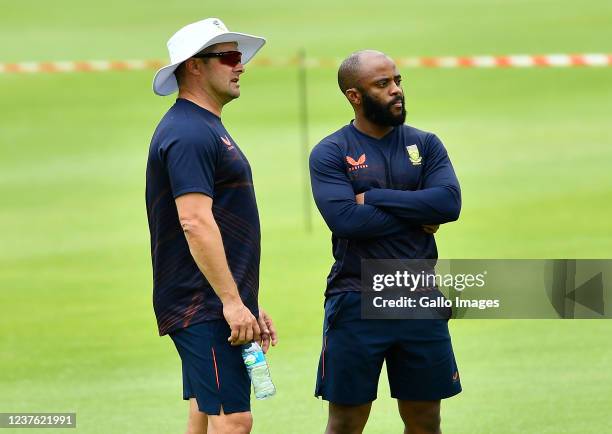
[241,342,276,399]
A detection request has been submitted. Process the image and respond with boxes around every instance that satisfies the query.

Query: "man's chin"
[385,111,406,127]
[226,90,241,101]
[393,113,406,125]
[391,107,406,124]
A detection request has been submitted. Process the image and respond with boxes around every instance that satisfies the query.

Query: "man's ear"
[184,58,203,76]
[345,88,361,106]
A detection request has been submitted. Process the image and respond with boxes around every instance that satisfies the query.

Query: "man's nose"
[389,81,402,95]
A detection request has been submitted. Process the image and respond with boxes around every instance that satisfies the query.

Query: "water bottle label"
[244,350,265,367]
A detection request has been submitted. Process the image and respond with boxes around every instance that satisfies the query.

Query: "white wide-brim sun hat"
[153,18,265,96]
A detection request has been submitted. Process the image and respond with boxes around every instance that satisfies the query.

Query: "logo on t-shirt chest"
[406,144,422,166]
[345,153,368,172]
[220,135,235,150]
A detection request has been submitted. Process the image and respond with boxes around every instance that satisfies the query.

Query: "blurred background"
[1,1,611,433]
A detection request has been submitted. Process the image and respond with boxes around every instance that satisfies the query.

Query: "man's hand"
[257,307,278,353]
[223,300,261,346]
[422,224,440,234]
[355,192,365,205]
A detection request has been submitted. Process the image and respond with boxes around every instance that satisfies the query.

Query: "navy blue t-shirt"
[309,122,461,296]
[146,98,260,336]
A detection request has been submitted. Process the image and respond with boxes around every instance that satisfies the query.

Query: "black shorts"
[315,292,462,405]
[169,320,251,415]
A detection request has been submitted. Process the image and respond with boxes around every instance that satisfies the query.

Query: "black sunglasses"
[192,50,242,67]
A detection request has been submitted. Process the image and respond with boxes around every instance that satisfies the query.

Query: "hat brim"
[152,32,265,96]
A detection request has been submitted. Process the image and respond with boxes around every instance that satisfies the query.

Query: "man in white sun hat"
[145,18,277,434]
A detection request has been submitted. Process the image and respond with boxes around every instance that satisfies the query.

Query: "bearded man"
[309,50,462,434]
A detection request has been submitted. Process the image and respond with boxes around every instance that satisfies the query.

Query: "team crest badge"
[406,144,422,166]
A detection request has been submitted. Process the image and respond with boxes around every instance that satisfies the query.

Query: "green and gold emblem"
[406,144,422,165]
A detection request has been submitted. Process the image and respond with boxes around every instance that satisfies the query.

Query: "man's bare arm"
[175,193,260,345]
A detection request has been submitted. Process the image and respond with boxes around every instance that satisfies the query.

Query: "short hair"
[174,62,187,87]
[337,52,362,94]
[337,50,390,94]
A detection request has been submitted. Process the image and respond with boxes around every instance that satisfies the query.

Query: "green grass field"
[1,1,612,433]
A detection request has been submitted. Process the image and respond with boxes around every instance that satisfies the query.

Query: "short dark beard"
[360,89,406,127]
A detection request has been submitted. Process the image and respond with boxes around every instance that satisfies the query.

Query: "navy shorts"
[315,292,462,405]
[169,320,251,415]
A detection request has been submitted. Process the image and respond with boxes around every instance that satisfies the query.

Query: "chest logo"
[407,144,422,165]
[346,154,368,172]
[220,135,235,150]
